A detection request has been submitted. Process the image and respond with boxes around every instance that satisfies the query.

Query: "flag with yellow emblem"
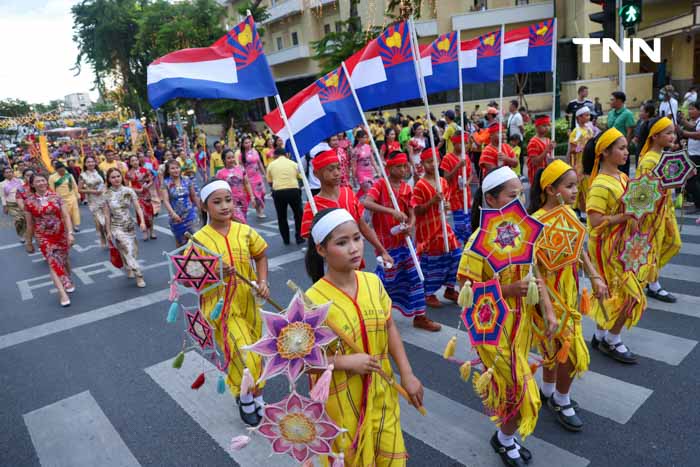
[419,31,459,95]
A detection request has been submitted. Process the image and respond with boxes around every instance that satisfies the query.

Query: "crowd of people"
[1,84,699,466]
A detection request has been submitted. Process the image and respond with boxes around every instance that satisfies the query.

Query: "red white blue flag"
[420,31,459,95]
[502,19,555,75]
[460,30,501,84]
[147,16,276,109]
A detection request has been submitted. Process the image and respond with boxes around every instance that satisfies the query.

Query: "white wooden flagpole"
[498,24,505,150]
[457,29,469,216]
[550,18,558,143]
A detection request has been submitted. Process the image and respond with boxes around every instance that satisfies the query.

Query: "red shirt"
[301,187,364,239]
[526,136,550,185]
[380,141,401,156]
[365,178,412,251]
[410,178,459,255]
[440,152,472,211]
[479,144,515,176]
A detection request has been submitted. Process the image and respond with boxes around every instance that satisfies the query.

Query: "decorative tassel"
[331,453,345,467]
[168,281,178,301]
[442,336,457,360]
[210,298,224,321]
[525,272,539,306]
[229,435,251,451]
[580,288,591,315]
[191,372,206,389]
[475,367,494,394]
[556,340,572,364]
[166,301,179,323]
[172,351,185,369]
[675,193,684,209]
[217,375,226,394]
[301,460,314,467]
[240,368,254,397]
[529,362,539,375]
[310,363,334,402]
[457,280,473,309]
[459,361,472,382]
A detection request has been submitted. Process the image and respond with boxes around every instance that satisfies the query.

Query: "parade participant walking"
[78,155,108,247]
[458,166,556,466]
[238,136,266,219]
[161,160,198,247]
[636,117,682,303]
[209,141,224,178]
[363,151,439,331]
[328,134,352,189]
[193,179,271,426]
[48,162,81,232]
[103,168,147,288]
[24,173,76,307]
[143,149,161,215]
[266,148,303,245]
[440,133,473,243]
[352,130,380,198]
[1,166,26,241]
[584,129,646,363]
[380,128,400,162]
[480,124,518,176]
[412,148,462,308]
[526,115,555,186]
[305,207,424,465]
[98,149,127,176]
[194,144,208,183]
[126,155,156,240]
[217,149,253,223]
[300,150,393,268]
[567,107,596,217]
[407,122,427,182]
[529,160,608,432]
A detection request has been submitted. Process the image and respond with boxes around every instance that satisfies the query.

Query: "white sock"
[541,381,556,398]
[497,430,520,459]
[239,393,255,414]
[649,281,668,295]
[605,332,629,353]
[553,391,576,416]
[254,395,265,416]
[594,328,608,340]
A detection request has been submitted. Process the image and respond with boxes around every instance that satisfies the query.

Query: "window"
[335,21,342,33]
[324,24,331,34]
[291,31,299,46]
[276,36,283,50]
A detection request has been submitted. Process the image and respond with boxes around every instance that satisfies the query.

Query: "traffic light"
[589,0,616,40]
[620,0,642,28]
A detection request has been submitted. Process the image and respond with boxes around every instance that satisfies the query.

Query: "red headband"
[386,152,408,167]
[451,133,468,144]
[312,149,339,171]
[534,116,551,127]
[488,124,503,134]
[420,147,438,161]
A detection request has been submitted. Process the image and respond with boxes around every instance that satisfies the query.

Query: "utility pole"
[617,0,626,92]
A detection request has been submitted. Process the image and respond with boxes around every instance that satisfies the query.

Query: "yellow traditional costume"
[48,171,81,228]
[586,128,647,330]
[635,117,682,283]
[306,271,407,467]
[457,242,541,439]
[568,124,594,211]
[193,222,268,397]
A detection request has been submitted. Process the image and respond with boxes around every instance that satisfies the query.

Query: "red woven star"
[171,248,219,291]
[186,309,214,349]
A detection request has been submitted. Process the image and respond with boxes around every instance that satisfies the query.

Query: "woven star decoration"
[652,149,695,190]
[618,231,651,274]
[622,174,662,220]
[536,205,585,271]
[186,309,214,349]
[171,247,220,291]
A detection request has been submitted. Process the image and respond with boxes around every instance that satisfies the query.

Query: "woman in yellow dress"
[304,208,424,467]
[583,128,646,364]
[457,167,556,467]
[567,106,596,216]
[528,160,608,433]
[636,116,682,303]
[49,162,81,231]
[193,179,270,426]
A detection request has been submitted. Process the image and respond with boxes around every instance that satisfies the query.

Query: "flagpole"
[457,29,469,217]
[550,18,558,143]
[408,18,450,253]
[341,61,424,281]
[498,23,505,150]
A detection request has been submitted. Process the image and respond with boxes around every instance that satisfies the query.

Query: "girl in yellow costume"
[583,128,647,364]
[636,116,682,303]
[457,166,556,467]
[567,106,596,215]
[528,160,608,433]
[304,208,424,466]
[49,162,81,230]
[193,179,271,426]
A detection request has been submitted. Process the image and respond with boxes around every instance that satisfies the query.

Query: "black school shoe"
[646,287,677,303]
[547,397,584,432]
[237,397,261,426]
[598,340,638,364]
[539,388,579,411]
[490,432,530,466]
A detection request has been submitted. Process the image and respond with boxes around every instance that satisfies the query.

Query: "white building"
[64,93,92,112]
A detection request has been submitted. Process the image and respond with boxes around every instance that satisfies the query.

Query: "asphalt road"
[1,196,699,467]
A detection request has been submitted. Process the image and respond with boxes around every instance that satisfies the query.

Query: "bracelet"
[259,280,268,285]
[589,276,601,280]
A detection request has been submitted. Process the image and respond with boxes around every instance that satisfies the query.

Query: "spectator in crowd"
[607,91,636,174]
[439,110,459,155]
[633,101,656,148]
[593,96,603,116]
[659,84,679,125]
[506,99,524,141]
[566,85,593,130]
[679,101,700,214]
[267,147,303,244]
[683,86,697,109]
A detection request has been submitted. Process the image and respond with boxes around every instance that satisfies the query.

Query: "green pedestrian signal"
[620,0,642,28]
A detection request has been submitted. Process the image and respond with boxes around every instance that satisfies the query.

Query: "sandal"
[136,276,146,288]
[490,432,526,466]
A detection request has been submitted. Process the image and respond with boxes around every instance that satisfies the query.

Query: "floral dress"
[79,170,108,242]
[164,176,198,243]
[25,192,73,288]
[104,186,142,275]
[240,148,266,209]
[126,167,154,229]
[354,143,376,196]
[336,146,351,188]
[217,166,249,223]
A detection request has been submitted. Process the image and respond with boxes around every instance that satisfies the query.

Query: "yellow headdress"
[590,127,624,185]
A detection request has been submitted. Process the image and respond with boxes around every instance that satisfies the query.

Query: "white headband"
[482,166,518,194]
[576,106,591,117]
[311,209,356,244]
[200,180,231,202]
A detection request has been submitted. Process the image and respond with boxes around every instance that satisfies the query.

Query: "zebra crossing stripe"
[645,292,700,318]
[24,391,141,467]
[393,311,654,425]
[145,351,297,466]
[659,263,700,282]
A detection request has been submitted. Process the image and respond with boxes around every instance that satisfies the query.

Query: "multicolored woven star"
[652,149,695,189]
[461,279,510,346]
[622,174,662,220]
[618,231,651,274]
[171,247,220,291]
[536,205,585,271]
[185,309,214,349]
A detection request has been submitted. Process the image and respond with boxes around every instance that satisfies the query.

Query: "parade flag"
[264,66,362,157]
[147,16,276,109]
[344,21,422,110]
[38,135,54,173]
[419,31,459,95]
[460,30,501,84]
[502,19,555,75]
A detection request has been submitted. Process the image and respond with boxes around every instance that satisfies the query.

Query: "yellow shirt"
[443,121,457,154]
[98,160,127,176]
[48,172,79,202]
[209,151,224,177]
[265,157,300,190]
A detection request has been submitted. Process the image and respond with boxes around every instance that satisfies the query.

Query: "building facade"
[225,0,698,118]
[64,92,92,112]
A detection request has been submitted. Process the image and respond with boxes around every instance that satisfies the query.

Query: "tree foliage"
[0,99,32,117]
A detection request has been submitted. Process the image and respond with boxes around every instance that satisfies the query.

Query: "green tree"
[385,0,423,20]
[0,99,31,117]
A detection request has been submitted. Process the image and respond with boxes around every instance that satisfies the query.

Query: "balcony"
[451,1,554,31]
[264,0,302,24]
[266,44,311,66]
